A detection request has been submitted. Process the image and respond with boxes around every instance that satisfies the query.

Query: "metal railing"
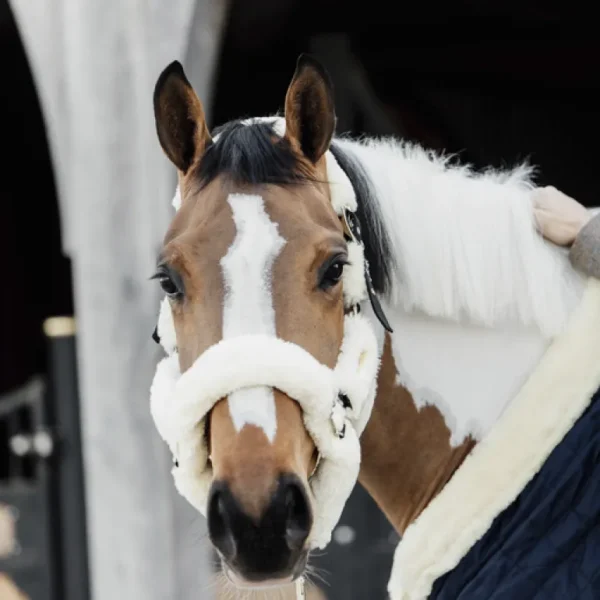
[0,317,90,600]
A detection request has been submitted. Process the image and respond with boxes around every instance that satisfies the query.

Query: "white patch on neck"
[383,303,549,446]
[220,194,286,442]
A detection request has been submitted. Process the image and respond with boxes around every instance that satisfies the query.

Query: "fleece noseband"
[150,119,387,549]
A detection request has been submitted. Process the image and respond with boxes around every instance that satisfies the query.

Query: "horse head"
[150,55,379,588]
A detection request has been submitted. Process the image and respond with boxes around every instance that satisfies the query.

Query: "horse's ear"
[153,60,211,173]
[284,54,335,163]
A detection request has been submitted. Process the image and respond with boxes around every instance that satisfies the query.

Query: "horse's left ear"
[284,54,336,163]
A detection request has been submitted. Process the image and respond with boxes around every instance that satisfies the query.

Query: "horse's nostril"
[207,485,236,560]
[283,477,311,550]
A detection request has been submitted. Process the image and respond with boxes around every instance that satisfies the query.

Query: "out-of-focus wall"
[8,1,228,598]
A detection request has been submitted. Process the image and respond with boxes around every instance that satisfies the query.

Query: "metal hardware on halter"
[295,576,306,600]
[338,393,352,409]
[330,393,353,440]
[342,208,393,333]
[345,303,361,318]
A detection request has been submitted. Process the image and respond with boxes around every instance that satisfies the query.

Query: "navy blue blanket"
[430,388,600,600]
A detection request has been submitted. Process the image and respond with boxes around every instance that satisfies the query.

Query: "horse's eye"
[319,258,347,290]
[159,274,179,297]
[152,266,183,299]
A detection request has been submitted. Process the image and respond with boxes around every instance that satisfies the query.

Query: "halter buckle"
[342,207,362,244]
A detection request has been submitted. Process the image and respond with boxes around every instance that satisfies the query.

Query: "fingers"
[532,186,591,246]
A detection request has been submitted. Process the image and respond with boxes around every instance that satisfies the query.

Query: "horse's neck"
[358,338,474,533]
[385,306,551,445]
[358,303,552,533]
[343,135,588,532]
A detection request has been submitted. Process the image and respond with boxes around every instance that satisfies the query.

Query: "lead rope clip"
[295,576,306,600]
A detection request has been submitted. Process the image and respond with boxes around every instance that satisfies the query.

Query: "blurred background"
[0,1,598,598]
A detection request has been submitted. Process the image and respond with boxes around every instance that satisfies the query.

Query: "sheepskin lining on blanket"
[388,277,600,600]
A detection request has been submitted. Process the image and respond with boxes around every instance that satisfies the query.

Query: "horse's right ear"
[284,54,335,164]
[153,61,211,173]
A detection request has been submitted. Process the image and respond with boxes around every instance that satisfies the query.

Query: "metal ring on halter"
[306,391,352,480]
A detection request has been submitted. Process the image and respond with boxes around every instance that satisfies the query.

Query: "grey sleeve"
[569,213,600,279]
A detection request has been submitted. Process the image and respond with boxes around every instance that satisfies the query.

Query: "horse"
[148,55,600,599]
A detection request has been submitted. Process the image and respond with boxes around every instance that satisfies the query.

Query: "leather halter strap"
[341,208,393,333]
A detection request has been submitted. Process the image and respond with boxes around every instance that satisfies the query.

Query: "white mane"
[335,137,585,337]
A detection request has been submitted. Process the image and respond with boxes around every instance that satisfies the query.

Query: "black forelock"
[194,119,315,189]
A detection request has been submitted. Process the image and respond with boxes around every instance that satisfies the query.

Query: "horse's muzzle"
[207,473,312,583]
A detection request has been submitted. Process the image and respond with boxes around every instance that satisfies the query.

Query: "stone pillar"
[8,1,228,598]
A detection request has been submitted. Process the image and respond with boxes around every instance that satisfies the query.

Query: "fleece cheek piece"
[156,297,177,354]
[149,312,380,549]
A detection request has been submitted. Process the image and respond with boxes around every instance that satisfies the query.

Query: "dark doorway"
[206,3,599,598]
[210,2,600,208]
[0,1,74,396]
[0,4,85,600]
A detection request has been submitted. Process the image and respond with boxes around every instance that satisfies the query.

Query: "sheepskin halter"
[149,118,388,550]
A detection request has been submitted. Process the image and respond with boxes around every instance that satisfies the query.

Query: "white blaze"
[220,194,285,442]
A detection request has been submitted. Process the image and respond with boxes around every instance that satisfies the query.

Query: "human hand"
[0,574,29,600]
[532,186,591,246]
